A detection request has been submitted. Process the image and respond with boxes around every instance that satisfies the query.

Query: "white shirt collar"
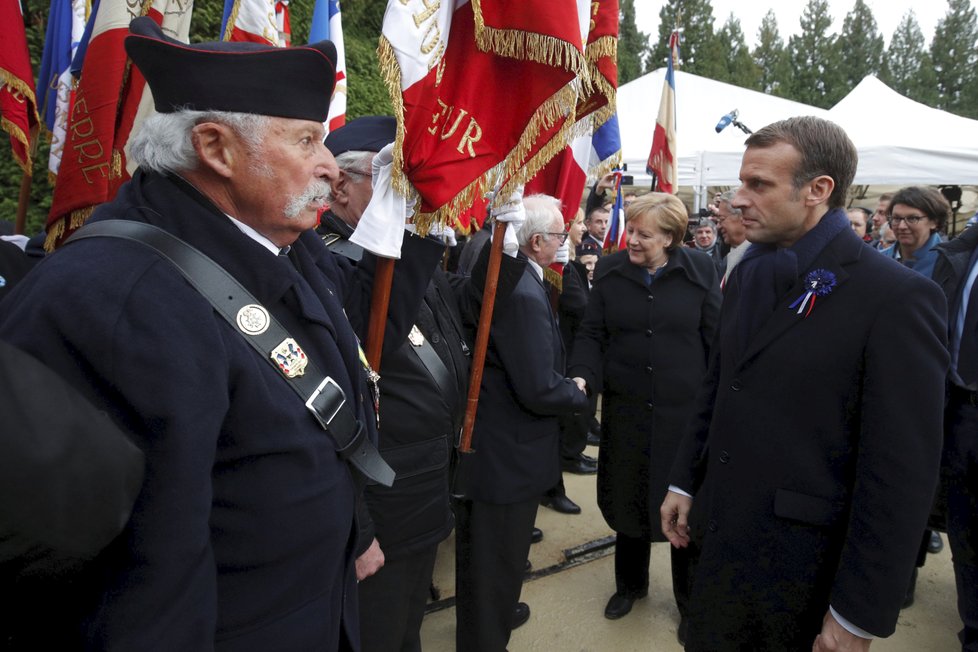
[226,214,283,256]
[526,257,544,281]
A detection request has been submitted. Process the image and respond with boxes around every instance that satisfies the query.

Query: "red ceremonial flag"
[1,0,41,174]
[647,30,679,194]
[379,0,584,233]
[46,0,194,249]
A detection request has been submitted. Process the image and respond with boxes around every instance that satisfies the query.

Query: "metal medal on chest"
[236,304,270,335]
[271,338,308,378]
[408,324,425,347]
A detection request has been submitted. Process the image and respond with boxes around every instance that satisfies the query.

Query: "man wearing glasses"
[454,194,588,652]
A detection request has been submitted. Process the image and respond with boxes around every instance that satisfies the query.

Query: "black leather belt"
[67,220,395,486]
[950,383,978,408]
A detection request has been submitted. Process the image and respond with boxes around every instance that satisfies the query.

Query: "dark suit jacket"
[0,171,441,651]
[670,226,948,647]
[457,260,589,504]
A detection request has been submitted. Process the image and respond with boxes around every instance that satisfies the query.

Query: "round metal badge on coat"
[236,304,270,335]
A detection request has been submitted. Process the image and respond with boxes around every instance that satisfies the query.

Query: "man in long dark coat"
[661,116,948,651]
[0,19,441,650]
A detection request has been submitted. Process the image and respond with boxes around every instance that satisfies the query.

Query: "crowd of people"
[1,22,976,652]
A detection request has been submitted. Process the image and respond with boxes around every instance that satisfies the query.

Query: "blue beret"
[324,116,397,156]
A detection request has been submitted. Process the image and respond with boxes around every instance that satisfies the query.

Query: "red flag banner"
[577,0,617,128]
[379,0,584,234]
[46,0,193,249]
[646,30,679,194]
[1,0,41,174]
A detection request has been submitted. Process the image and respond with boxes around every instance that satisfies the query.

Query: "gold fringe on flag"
[0,116,32,173]
[44,205,93,252]
[223,0,241,41]
[544,265,563,291]
[471,0,590,88]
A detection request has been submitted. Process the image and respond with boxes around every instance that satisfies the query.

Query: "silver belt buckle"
[305,377,344,430]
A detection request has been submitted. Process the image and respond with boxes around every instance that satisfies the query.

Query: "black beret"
[324,115,397,156]
[124,16,337,122]
[576,241,602,258]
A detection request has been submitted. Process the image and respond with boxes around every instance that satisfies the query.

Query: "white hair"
[517,194,563,247]
[128,110,271,174]
[324,150,374,202]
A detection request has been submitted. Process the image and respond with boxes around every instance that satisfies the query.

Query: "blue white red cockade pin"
[789,269,836,317]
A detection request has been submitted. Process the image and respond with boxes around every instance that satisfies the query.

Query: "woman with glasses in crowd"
[568,193,720,642]
[879,185,951,608]
[881,186,950,278]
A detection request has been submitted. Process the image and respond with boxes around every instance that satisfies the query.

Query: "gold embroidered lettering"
[457,118,482,158]
[81,162,110,184]
[440,108,468,141]
[428,99,451,135]
[73,138,104,162]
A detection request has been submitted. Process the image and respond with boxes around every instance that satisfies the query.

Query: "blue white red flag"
[310,0,345,133]
[590,111,620,179]
[275,1,291,46]
[602,170,626,254]
[646,30,679,193]
[38,0,89,179]
[222,0,279,45]
[47,0,194,248]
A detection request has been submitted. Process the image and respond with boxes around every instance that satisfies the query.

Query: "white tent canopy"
[827,75,978,185]
[618,69,978,192]
[617,68,828,189]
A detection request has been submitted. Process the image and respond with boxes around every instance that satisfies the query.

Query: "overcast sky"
[633,1,972,50]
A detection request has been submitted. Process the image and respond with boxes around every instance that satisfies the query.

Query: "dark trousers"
[613,532,692,618]
[946,390,978,651]
[454,498,538,652]
[558,410,588,461]
[357,545,438,652]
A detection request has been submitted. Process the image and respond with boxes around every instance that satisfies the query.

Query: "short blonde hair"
[624,193,688,251]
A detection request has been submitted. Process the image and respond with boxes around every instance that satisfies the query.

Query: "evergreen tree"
[650,0,725,78]
[752,11,791,98]
[836,0,884,95]
[882,11,938,106]
[619,0,651,83]
[715,13,761,89]
[786,0,843,108]
[931,0,978,118]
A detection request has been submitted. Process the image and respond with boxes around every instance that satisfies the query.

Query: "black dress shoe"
[540,493,582,514]
[561,456,597,475]
[524,559,532,573]
[677,616,688,646]
[586,431,601,446]
[530,527,543,544]
[928,530,944,554]
[512,602,530,629]
[580,452,598,464]
[604,592,644,620]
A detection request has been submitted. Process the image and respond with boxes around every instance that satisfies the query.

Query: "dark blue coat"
[456,260,589,504]
[670,227,948,647]
[0,171,441,651]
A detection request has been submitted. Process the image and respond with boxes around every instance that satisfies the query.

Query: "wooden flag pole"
[365,257,396,371]
[458,219,506,453]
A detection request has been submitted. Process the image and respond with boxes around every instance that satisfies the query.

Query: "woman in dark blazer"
[570,193,721,631]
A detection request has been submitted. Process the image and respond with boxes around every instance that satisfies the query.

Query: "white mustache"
[284,180,331,219]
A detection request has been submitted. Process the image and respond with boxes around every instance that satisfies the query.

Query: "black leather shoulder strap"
[66,220,395,486]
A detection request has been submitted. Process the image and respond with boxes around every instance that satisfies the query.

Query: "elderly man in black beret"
[0,18,442,651]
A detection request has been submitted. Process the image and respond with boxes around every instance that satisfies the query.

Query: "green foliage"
[651,0,726,78]
[752,11,791,97]
[715,14,761,90]
[882,11,938,106]
[618,0,650,84]
[836,0,884,96]
[786,0,843,108]
[931,0,978,118]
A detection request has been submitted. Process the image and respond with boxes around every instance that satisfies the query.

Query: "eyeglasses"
[543,232,569,244]
[887,214,928,226]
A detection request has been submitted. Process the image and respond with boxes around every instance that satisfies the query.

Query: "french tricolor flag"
[647,30,679,194]
[310,0,346,133]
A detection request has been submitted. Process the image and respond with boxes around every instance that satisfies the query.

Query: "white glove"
[491,185,525,257]
[350,143,406,259]
[554,238,569,264]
